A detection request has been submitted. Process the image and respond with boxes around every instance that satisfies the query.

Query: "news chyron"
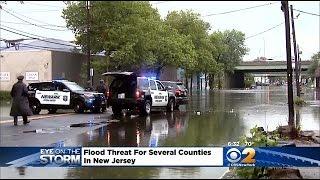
[0,147,319,167]
[40,148,81,167]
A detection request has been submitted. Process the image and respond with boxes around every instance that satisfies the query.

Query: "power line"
[1,21,68,28]
[293,8,320,17]
[25,2,66,8]
[0,27,79,48]
[202,2,277,17]
[245,22,284,40]
[5,7,65,27]
[0,7,68,31]
[1,24,64,41]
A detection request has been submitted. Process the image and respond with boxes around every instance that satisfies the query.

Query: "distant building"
[0,38,88,91]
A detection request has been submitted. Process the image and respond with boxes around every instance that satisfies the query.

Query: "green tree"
[165,10,215,88]
[62,1,196,79]
[307,51,320,79]
[209,30,248,89]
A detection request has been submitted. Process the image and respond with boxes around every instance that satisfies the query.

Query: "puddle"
[69,122,101,127]
[23,127,71,134]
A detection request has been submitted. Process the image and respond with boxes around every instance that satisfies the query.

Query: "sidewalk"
[1,103,77,122]
[0,109,114,147]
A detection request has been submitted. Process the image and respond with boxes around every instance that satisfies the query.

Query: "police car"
[102,72,176,116]
[27,80,106,114]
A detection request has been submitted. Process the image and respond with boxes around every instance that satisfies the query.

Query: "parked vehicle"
[102,72,176,116]
[161,81,188,109]
[27,80,106,114]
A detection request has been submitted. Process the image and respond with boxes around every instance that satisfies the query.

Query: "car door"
[149,80,161,107]
[54,82,71,107]
[35,82,56,106]
[156,80,169,107]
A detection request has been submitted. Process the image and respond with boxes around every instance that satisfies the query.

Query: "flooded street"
[1,86,319,179]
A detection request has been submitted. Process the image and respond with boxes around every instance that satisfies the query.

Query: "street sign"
[26,72,39,81]
[0,72,10,81]
[90,68,94,77]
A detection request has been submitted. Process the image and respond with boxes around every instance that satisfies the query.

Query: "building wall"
[159,65,178,81]
[0,50,52,91]
[51,51,86,86]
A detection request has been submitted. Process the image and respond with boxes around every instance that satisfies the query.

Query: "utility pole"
[86,1,92,88]
[290,5,300,97]
[297,45,302,85]
[281,1,295,127]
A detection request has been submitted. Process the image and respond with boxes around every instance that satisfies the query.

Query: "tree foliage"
[165,10,214,75]
[62,2,248,85]
[210,30,248,73]
[62,1,196,77]
[307,51,320,79]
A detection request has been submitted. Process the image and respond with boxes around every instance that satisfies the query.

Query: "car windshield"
[176,82,186,89]
[137,78,149,90]
[64,82,84,91]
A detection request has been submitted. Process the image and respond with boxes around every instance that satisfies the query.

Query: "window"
[137,78,149,90]
[39,83,55,91]
[156,81,165,91]
[55,83,68,91]
[28,83,39,90]
[150,80,157,90]
[64,82,84,91]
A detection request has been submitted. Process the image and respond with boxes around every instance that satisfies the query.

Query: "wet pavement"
[0,86,319,179]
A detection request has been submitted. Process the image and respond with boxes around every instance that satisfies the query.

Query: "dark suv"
[102,72,176,116]
[161,81,188,109]
[27,80,106,114]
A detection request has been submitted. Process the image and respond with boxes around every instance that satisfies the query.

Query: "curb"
[0,113,75,124]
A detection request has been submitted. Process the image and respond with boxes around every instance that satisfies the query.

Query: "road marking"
[0,113,76,124]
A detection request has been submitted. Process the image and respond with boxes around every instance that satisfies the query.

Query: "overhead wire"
[245,22,284,40]
[202,2,278,17]
[0,26,79,48]
[0,7,68,31]
[293,8,320,17]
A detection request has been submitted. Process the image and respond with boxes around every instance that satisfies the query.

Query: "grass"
[0,91,11,102]
[294,97,307,106]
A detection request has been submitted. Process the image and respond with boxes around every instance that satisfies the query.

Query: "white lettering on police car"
[36,90,70,105]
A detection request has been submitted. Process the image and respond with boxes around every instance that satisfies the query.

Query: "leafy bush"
[235,125,280,179]
[294,97,307,106]
[0,91,11,102]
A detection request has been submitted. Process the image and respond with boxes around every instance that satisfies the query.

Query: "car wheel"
[48,108,57,114]
[30,101,41,115]
[112,106,122,116]
[74,101,84,113]
[167,99,174,112]
[140,100,151,116]
[174,104,179,110]
[101,105,106,113]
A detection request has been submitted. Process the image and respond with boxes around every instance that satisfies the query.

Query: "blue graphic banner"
[0,147,319,167]
[224,147,320,167]
[0,147,82,167]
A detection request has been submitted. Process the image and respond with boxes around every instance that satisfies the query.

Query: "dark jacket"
[96,84,107,93]
[10,81,33,116]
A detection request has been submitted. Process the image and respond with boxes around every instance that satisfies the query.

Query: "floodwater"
[1,86,319,179]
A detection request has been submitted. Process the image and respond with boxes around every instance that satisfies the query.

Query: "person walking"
[10,75,33,125]
[96,79,107,93]
[85,80,94,91]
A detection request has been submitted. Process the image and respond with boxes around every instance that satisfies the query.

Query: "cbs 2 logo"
[226,148,256,164]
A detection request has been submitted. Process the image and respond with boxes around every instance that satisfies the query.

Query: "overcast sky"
[1,1,319,61]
